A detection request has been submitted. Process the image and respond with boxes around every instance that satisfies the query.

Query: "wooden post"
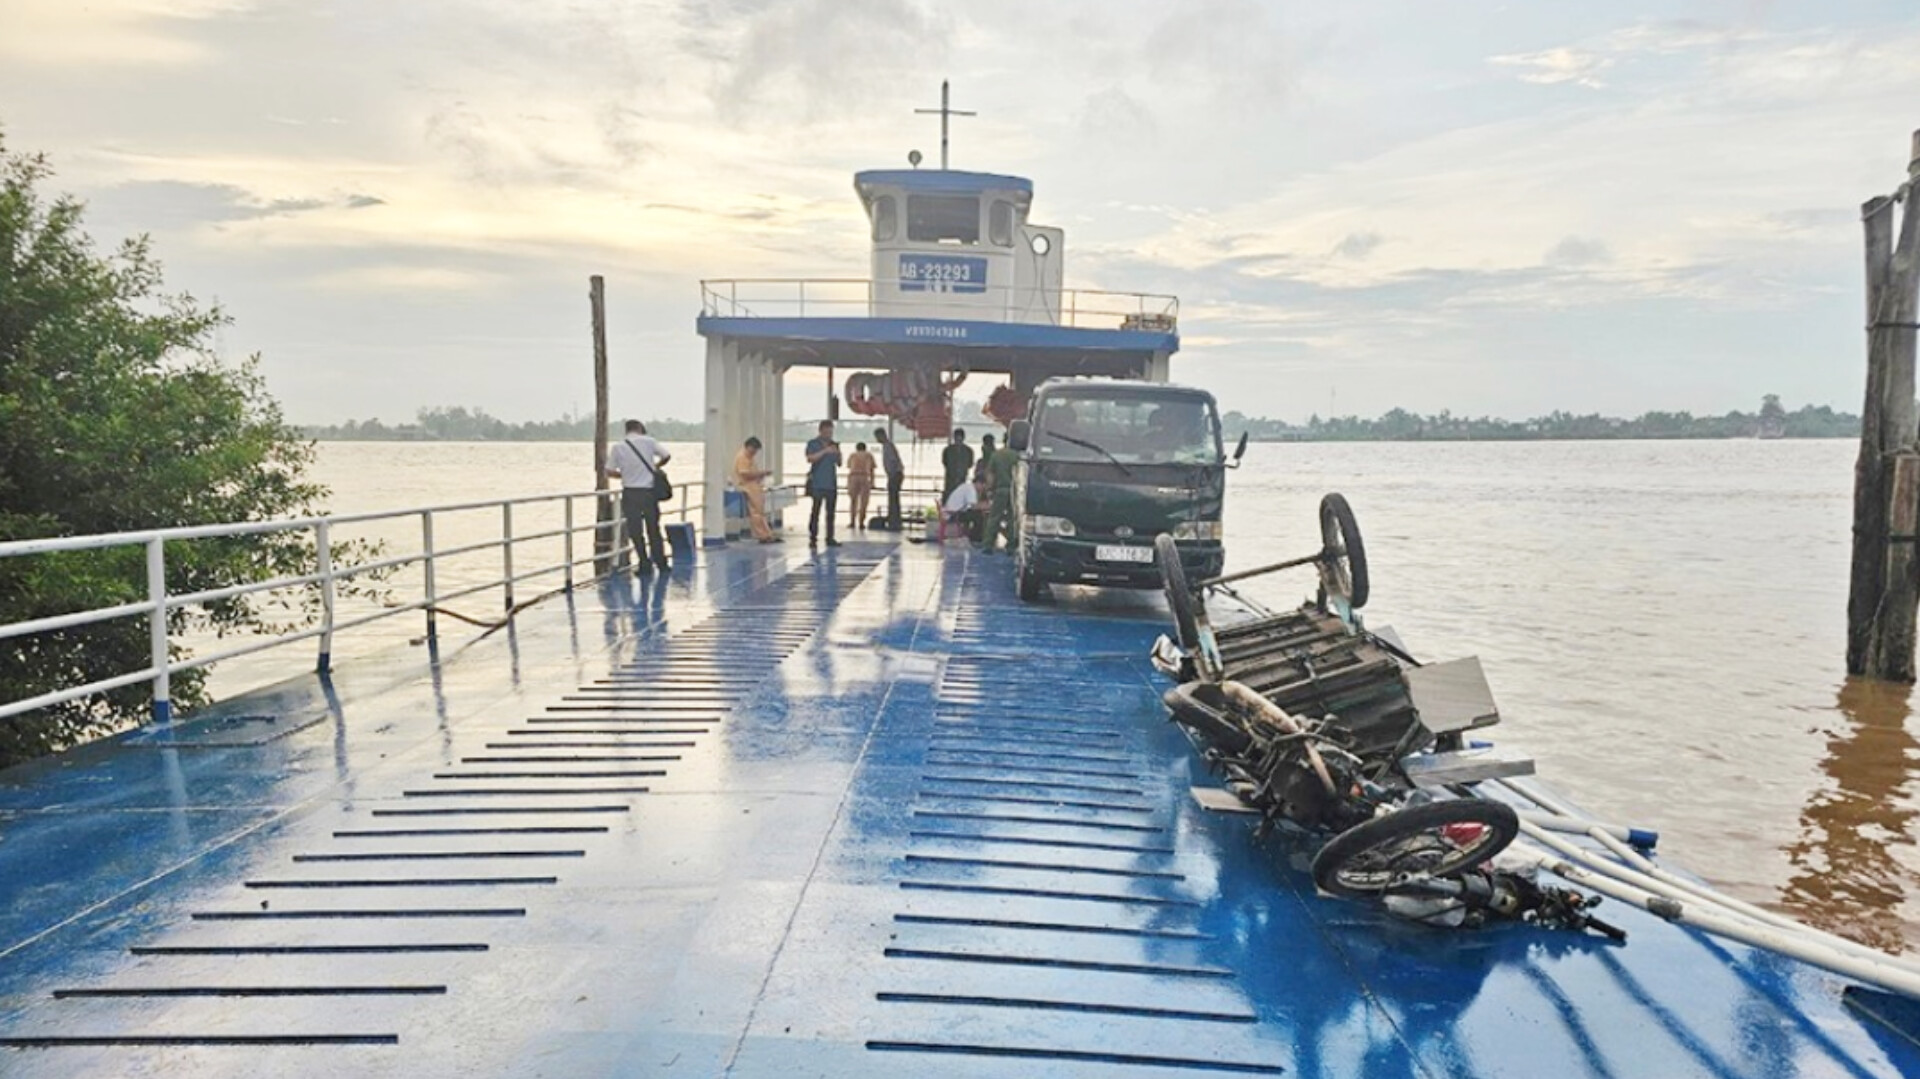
[1847,130,1920,680]
[590,275,615,576]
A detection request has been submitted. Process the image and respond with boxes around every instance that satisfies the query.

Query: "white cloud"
[1490,47,1613,88]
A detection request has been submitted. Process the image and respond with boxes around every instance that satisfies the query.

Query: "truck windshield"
[1034,394,1219,465]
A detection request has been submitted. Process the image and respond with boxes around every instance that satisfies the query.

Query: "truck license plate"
[1095,544,1154,564]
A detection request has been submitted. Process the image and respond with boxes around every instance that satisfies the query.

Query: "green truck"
[1007,379,1244,601]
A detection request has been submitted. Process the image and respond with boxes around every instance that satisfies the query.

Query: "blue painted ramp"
[1,541,1916,1077]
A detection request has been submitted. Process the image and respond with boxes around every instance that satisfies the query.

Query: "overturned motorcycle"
[1151,495,1624,938]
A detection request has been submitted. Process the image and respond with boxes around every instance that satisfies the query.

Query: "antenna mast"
[914,80,975,170]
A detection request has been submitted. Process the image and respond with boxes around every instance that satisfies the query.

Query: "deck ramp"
[2,540,1917,1077]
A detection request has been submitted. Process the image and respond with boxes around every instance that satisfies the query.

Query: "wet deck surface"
[2,538,1917,1077]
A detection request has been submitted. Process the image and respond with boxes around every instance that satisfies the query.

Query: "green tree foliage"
[0,137,330,766]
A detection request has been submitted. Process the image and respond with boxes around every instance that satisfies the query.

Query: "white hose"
[1499,780,1908,971]
[1515,809,1653,848]
[1532,853,1920,1001]
[1515,823,1920,996]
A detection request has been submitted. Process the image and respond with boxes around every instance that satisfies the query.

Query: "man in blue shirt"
[804,420,842,548]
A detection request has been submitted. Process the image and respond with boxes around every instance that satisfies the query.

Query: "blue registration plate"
[899,254,987,294]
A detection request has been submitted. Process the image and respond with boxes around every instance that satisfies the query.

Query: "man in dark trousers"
[982,435,1021,554]
[875,427,905,530]
[604,419,673,572]
[804,420,842,548]
[941,428,974,500]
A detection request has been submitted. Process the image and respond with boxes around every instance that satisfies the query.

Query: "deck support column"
[703,335,736,545]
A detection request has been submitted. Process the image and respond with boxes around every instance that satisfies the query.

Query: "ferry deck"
[3,536,1919,1078]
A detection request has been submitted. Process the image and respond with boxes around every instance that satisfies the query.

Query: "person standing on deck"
[972,434,996,488]
[876,427,905,531]
[941,428,974,500]
[605,419,673,572]
[982,436,1020,554]
[732,436,778,544]
[846,441,876,532]
[804,420,842,548]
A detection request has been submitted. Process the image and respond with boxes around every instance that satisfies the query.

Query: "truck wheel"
[1017,561,1046,602]
[1155,533,1202,651]
[1316,493,1370,611]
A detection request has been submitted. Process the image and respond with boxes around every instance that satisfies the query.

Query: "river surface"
[234,439,1919,953]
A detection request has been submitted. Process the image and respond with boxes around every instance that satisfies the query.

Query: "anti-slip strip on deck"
[903,854,1184,881]
[893,914,1207,940]
[864,1042,1286,1075]
[369,805,632,816]
[923,742,1138,764]
[899,882,1199,908]
[431,769,671,779]
[0,1034,403,1048]
[906,830,1176,855]
[291,851,587,862]
[457,755,682,764]
[129,944,490,956]
[882,948,1232,979]
[916,790,1156,813]
[192,909,527,920]
[401,787,651,797]
[874,992,1253,1024]
[483,733,710,744]
[910,810,1167,834]
[503,721,714,729]
[922,758,1149,781]
[245,877,558,889]
[917,773,1148,796]
[335,826,608,837]
[52,985,449,999]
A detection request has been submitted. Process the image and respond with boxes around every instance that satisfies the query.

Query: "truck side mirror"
[1008,419,1031,453]
[1232,431,1249,464]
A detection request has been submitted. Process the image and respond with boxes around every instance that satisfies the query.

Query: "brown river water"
[225,439,1919,954]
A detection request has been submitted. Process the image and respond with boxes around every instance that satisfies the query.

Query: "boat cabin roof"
[854,169,1034,214]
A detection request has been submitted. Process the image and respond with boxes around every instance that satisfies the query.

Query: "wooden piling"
[1846,131,1920,680]
[590,275,614,576]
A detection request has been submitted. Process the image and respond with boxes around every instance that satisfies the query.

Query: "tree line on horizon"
[306,396,1861,443]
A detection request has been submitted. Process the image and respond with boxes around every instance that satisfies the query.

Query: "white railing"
[0,483,708,728]
[699,278,1180,331]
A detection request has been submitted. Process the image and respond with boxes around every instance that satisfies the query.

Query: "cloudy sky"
[4,0,1917,424]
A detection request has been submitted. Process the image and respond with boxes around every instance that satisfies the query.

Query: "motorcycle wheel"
[1310,798,1519,898]
[1316,493,1370,611]
[1155,533,1203,652]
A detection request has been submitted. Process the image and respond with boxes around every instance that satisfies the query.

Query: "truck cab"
[1008,379,1238,601]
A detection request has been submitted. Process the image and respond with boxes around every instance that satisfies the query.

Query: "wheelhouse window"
[989,200,1014,246]
[871,195,897,242]
[906,195,980,244]
[1035,395,1221,465]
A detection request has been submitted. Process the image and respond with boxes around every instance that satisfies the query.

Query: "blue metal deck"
[1,539,1915,1077]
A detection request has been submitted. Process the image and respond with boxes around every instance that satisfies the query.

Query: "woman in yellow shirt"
[845,441,876,532]
[732,437,777,543]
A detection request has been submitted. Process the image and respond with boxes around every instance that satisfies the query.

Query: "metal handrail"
[699,278,1179,329]
[0,482,710,727]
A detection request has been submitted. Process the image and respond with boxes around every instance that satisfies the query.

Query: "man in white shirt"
[605,419,673,572]
[941,477,983,544]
